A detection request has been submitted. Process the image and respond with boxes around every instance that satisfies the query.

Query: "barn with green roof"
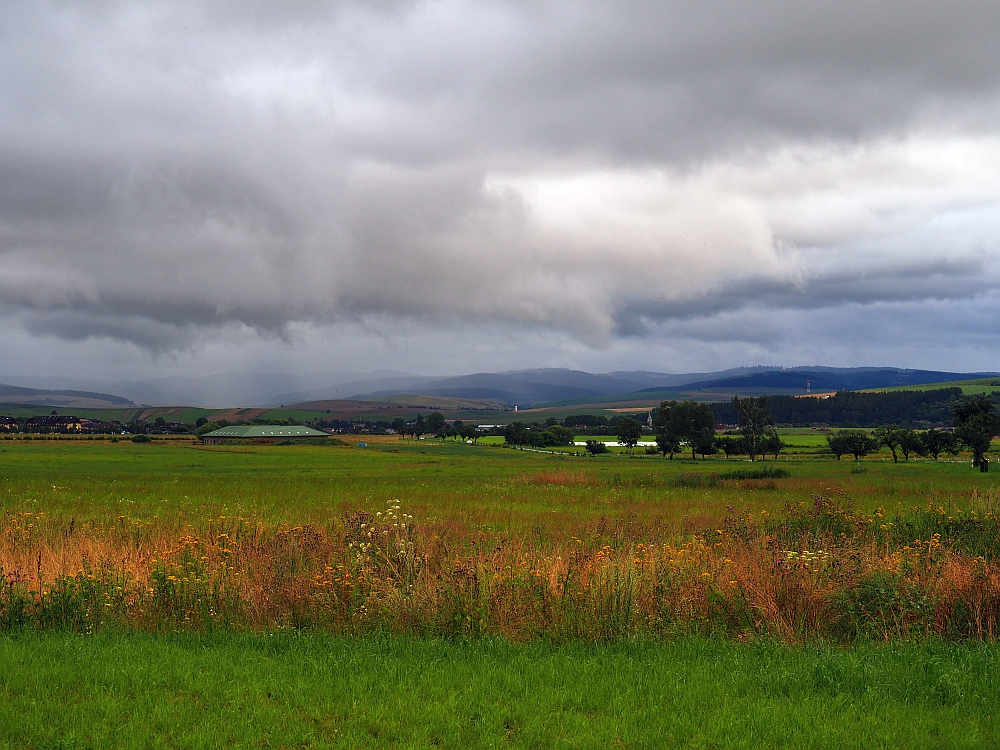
[200,425,328,445]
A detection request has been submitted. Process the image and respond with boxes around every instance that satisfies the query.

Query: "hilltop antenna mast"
[806,379,811,395]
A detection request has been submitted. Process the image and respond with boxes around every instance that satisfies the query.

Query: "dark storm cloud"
[1,0,1000,362]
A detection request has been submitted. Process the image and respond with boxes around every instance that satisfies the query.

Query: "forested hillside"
[709,388,976,427]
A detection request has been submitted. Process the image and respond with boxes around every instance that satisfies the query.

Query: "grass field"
[1,633,996,749]
[864,378,1000,396]
[3,438,1000,747]
[0,436,993,524]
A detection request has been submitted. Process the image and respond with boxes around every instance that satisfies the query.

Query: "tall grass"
[4,488,1000,641]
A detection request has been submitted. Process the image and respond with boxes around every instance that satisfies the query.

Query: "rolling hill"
[639,368,1000,397]
[0,383,134,409]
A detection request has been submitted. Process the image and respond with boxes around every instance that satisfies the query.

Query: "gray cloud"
[1,0,1000,375]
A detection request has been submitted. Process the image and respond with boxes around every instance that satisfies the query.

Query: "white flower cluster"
[784,549,830,568]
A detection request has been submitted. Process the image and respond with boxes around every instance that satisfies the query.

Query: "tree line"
[642,393,1000,465]
[503,421,576,448]
[648,397,784,461]
[709,388,969,427]
[553,413,649,435]
[825,394,1000,466]
[309,391,1000,466]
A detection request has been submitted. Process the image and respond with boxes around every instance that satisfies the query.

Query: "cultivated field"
[2,437,1000,747]
[866,378,1000,396]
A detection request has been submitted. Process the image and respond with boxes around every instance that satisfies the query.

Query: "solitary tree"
[665,400,716,460]
[585,439,609,456]
[954,395,1000,467]
[715,436,739,459]
[425,411,446,434]
[655,431,680,459]
[897,428,924,461]
[615,416,642,458]
[826,432,848,460]
[732,396,774,462]
[874,425,903,463]
[652,401,679,459]
[920,428,956,461]
[504,421,527,447]
[842,431,879,465]
[760,430,785,460]
[696,437,718,459]
[544,425,575,447]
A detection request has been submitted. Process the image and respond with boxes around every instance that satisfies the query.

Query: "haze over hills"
[0,372,412,408]
[2,367,996,410]
[0,383,134,409]
[0,368,763,407]
[356,370,652,405]
[341,367,1000,407]
[341,368,787,404]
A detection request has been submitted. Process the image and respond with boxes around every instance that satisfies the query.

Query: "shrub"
[196,422,221,437]
[273,437,344,446]
[673,472,719,488]
[719,466,789,480]
[673,468,788,487]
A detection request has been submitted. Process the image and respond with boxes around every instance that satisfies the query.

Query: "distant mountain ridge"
[348,369,660,405]
[340,368,770,404]
[2,366,995,409]
[350,367,1000,407]
[0,383,133,408]
[665,368,998,394]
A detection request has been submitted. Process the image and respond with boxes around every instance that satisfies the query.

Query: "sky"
[3,0,1000,382]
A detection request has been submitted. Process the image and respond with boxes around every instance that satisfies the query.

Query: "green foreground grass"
[4,440,1000,747]
[1,633,997,749]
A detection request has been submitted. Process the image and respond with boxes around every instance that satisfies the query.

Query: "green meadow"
[2,437,1000,748]
[865,378,1000,396]
[0,436,992,526]
[1,633,996,749]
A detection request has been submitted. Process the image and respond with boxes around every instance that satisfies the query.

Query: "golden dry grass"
[4,491,1000,641]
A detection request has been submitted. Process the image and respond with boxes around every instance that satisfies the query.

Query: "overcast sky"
[3,0,1000,381]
